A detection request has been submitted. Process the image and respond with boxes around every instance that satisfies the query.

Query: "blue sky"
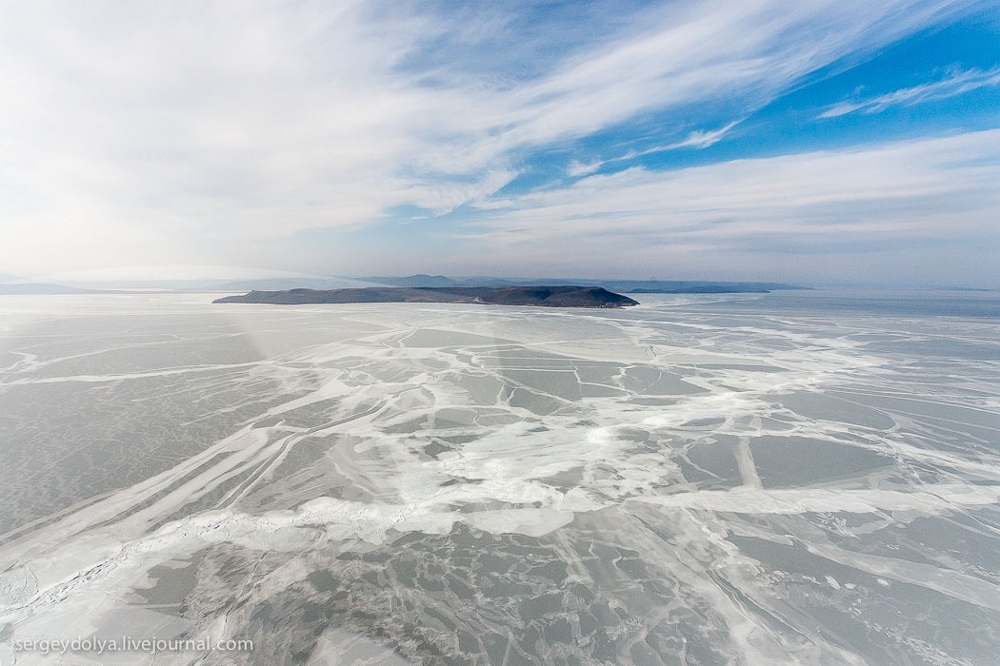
[1,0,998,286]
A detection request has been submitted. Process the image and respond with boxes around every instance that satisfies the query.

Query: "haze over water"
[0,290,998,665]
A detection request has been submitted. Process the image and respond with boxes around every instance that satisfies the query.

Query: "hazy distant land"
[0,273,809,295]
[363,274,805,294]
[214,285,640,308]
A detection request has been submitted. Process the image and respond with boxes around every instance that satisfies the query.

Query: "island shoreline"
[214,286,640,308]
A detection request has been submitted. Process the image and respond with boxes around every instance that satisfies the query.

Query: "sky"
[1,0,998,287]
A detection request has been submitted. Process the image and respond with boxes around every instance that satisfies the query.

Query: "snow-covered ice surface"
[0,291,998,665]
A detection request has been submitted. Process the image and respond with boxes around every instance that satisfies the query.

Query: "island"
[214,286,639,308]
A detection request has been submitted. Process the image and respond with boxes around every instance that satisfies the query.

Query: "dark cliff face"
[214,286,639,308]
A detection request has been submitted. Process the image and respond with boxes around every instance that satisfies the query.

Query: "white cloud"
[0,0,987,276]
[563,121,742,179]
[567,160,603,178]
[663,122,742,150]
[463,130,1000,284]
[819,66,1000,118]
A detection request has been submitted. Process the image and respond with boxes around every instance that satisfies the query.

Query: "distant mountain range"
[361,274,804,293]
[361,274,459,288]
[0,282,103,295]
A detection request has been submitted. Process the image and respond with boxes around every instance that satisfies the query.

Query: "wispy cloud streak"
[565,121,741,178]
[819,66,1000,118]
[662,122,742,150]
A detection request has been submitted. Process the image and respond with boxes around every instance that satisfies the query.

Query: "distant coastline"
[361,274,806,294]
[214,286,639,308]
[0,273,818,296]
